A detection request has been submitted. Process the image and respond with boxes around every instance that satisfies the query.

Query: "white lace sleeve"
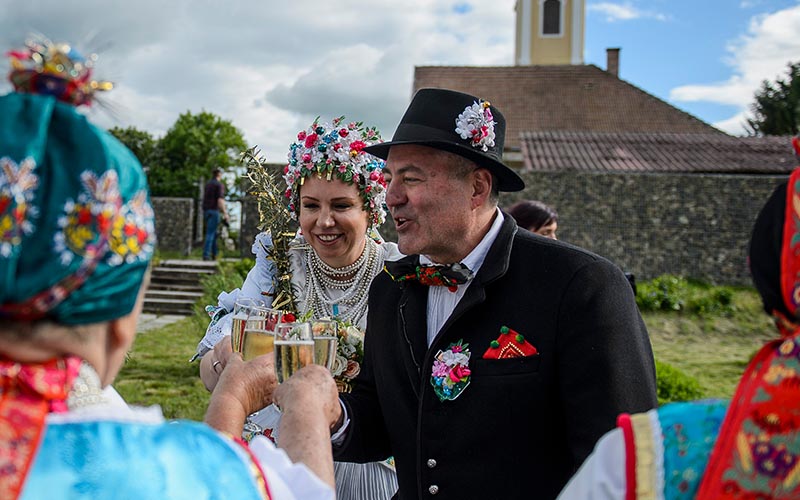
[193,233,279,359]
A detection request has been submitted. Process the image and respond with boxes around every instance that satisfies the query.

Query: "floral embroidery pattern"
[384,261,473,293]
[430,340,472,402]
[0,157,39,257]
[54,170,154,266]
[455,100,496,152]
[697,332,800,498]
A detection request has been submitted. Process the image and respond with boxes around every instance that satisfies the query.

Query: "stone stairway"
[143,259,218,316]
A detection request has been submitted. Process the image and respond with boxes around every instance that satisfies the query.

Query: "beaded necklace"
[303,238,382,324]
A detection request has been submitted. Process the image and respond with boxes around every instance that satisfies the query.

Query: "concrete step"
[147,283,205,293]
[143,297,196,316]
[145,290,203,301]
[158,259,219,271]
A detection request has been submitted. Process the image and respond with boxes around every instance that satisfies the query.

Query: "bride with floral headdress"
[196,116,402,499]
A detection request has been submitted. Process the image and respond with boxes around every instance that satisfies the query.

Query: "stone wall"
[151,197,195,254]
[501,171,787,285]
[226,171,784,285]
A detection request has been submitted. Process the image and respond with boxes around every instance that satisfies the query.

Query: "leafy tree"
[151,111,247,198]
[108,126,160,171]
[747,62,800,136]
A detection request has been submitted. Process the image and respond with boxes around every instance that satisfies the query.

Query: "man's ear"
[471,168,493,209]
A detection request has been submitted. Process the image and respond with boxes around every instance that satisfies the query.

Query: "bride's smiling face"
[299,175,369,268]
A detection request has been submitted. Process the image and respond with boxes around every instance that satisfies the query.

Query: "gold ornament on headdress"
[241,147,298,314]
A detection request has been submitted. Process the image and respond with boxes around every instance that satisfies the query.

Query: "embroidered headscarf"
[0,40,154,325]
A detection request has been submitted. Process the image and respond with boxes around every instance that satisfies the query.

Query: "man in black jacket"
[333,88,657,499]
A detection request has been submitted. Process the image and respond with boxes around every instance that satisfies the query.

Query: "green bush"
[636,275,689,312]
[636,275,736,316]
[191,258,255,332]
[656,360,704,405]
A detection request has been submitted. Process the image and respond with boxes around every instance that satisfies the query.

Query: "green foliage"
[655,360,704,405]
[191,258,255,330]
[116,317,210,421]
[746,61,800,136]
[151,111,247,198]
[636,275,737,316]
[109,126,161,171]
[637,275,688,311]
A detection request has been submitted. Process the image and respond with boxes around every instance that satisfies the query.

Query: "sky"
[1,0,799,163]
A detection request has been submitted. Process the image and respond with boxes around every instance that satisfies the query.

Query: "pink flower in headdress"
[283,165,290,174]
[304,133,318,148]
[285,189,292,198]
[339,128,349,137]
[302,153,312,163]
[369,171,381,181]
[350,140,367,153]
[297,131,307,141]
[338,164,348,173]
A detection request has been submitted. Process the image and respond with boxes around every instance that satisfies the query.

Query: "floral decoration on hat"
[0,157,39,257]
[430,340,472,402]
[283,117,387,229]
[455,100,496,152]
[7,35,113,107]
[54,170,154,266]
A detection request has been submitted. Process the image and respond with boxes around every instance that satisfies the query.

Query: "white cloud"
[670,5,800,135]
[587,2,669,22]
[0,0,517,161]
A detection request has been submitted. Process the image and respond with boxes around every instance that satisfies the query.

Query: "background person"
[203,167,229,260]
[332,88,658,499]
[507,199,559,239]
[196,117,402,500]
[0,38,336,499]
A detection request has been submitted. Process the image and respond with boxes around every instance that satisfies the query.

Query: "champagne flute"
[242,307,282,361]
[231,297,265,354]
[311,319,338,372]
[274,322,315,383]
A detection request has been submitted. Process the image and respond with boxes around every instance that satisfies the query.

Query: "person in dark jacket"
[202,167,229,260]
[331,88,658,499]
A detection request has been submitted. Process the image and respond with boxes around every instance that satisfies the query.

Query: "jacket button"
[428,485,439,495]
[427,458,437,468]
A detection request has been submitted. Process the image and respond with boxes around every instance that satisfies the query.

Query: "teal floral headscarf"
[0,92,155,325]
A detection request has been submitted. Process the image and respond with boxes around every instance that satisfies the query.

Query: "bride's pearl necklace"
[304,238,382,324]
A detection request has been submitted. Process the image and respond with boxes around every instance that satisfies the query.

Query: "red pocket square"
[482,326,538,359]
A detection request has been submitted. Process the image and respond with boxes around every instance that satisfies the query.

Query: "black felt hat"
[364,88,525,192]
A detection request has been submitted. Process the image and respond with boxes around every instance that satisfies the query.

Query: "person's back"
[202,168,228,260]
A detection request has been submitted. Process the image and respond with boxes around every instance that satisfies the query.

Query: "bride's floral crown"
[283,117,387,229]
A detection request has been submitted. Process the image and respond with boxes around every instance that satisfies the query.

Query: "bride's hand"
[200,336,234,392]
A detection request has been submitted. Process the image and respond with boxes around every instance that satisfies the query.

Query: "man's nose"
[385,181,405,208]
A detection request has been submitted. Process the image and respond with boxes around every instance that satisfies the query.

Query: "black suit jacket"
[337,214,657,499]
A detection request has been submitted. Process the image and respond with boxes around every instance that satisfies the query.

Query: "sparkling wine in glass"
[231,297,266,353]
[242,327,275,361]
[312,319,338,372]
[274,322,314,383]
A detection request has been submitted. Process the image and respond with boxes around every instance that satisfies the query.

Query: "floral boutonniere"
[430,340,472,402]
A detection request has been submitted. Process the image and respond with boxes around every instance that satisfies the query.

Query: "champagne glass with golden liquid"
[242,307,282,361]
[274,322,315,383]
[311,319,338,372]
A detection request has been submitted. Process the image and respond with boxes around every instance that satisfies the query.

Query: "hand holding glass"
[231,297,265,354]
[275,322,315,383]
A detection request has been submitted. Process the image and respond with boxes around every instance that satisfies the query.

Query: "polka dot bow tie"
[384,258,474,292]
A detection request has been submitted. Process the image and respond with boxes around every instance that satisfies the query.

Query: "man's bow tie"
[384,258,474,292]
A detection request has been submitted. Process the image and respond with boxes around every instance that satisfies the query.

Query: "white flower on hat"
[455,100,496,152]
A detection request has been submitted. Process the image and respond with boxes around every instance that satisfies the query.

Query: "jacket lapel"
[393,256,429,396]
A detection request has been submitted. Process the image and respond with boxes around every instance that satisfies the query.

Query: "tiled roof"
[414,65,724,150]
[519,131,796,174]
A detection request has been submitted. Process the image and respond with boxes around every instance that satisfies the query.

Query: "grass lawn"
[115,317,210,421]
[115,284,776,421]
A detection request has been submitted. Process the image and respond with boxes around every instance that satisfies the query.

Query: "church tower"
[515,0,585,65]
